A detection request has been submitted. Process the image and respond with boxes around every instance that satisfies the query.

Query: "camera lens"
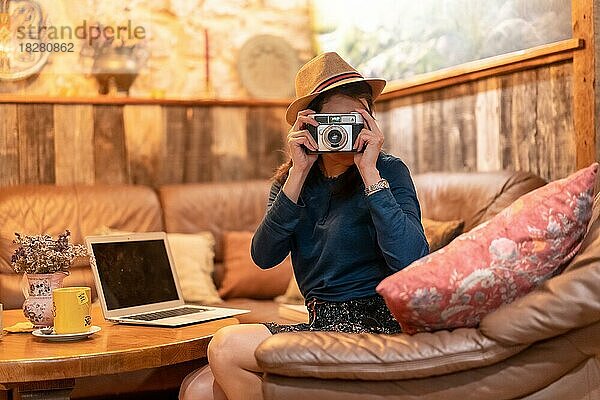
[321,125,348,151]
[327,129,342,145]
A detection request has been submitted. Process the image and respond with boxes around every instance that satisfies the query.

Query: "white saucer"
[32,326,101,341]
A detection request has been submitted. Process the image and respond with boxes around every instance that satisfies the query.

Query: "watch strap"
[364,178,390,196]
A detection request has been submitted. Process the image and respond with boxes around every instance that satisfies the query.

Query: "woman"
[179,52,429,400]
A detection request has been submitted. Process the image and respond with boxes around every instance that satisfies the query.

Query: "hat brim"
[285,78,386,125]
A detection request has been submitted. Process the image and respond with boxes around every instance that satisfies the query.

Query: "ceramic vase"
[22,272,67,327]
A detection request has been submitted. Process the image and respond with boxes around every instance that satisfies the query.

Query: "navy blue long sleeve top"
[251,152,429,302]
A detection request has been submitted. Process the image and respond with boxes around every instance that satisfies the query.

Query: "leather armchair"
[255,176,600,400]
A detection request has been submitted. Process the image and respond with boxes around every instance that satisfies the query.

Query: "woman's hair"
[272,81,374,189]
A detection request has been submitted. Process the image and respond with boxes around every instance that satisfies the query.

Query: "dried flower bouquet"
[10,230,88,274]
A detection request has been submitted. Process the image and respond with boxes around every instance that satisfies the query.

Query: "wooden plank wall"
[0,104,289,187]
[0,61,575,187]
[377,61,575,182]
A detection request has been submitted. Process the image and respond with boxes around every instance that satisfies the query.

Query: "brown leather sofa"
[0,170,547,398]
[0,181,299,325]
[0,182,270,312]
[255,178,600,400]
[0,172,545,315]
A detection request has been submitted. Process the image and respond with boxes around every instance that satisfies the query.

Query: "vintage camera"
[305,113,364,153]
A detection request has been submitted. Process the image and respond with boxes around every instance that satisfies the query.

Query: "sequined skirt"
[263,294,401,335]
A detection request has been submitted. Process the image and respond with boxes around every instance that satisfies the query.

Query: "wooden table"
[0,304,238,399]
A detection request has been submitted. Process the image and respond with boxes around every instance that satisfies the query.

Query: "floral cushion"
[377,163,599,334]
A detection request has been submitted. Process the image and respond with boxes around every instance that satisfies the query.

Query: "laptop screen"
[91,239,179,310]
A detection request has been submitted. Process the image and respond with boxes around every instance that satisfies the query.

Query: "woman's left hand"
[353,108,384,177]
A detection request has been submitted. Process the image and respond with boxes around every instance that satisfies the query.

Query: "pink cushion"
[377,163,599,334]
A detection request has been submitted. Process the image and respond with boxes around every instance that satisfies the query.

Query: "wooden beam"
[572,0,598,169]
[0,95,292,107]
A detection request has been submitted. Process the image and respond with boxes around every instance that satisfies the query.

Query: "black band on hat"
[311,72,363,94]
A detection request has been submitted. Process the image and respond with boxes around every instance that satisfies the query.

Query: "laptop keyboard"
[125,306,210,321]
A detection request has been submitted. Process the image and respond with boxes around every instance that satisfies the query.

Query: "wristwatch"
[364,178,390,196]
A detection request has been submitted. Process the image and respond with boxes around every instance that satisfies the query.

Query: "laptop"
[85,232,249,327]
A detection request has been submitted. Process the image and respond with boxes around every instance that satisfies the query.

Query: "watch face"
[0,0,50,81]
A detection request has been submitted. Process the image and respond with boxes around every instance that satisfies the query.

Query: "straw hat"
[285,52,386,125]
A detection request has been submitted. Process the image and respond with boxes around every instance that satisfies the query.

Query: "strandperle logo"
[16,19,146,46]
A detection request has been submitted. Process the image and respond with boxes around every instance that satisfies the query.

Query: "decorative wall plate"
[237,34,299,99]
[0,0,50,81]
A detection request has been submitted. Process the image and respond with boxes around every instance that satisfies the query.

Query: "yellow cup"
[52,287,92,334]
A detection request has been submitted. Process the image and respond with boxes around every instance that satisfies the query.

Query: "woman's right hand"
[287,110,319,172]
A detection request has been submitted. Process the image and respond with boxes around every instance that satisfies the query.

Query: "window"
[311,0,572,81]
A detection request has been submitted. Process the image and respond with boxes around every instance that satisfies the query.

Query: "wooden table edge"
[0,317,239,383]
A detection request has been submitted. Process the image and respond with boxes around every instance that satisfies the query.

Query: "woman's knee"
[208,324,271,371]
[208,325,238,363]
